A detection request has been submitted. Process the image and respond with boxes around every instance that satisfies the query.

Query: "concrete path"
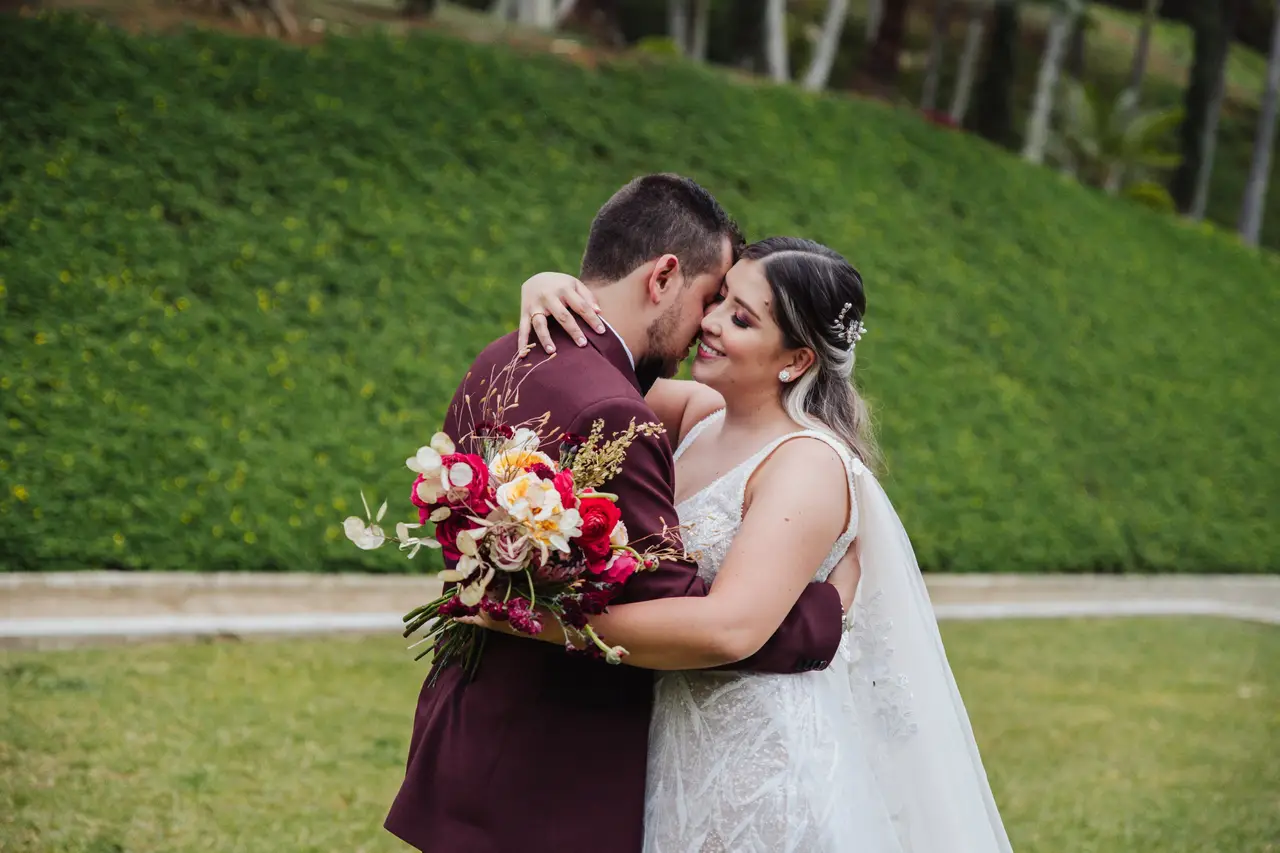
[3,572,1278,650]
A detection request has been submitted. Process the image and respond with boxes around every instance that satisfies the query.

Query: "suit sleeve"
[570,397,843,674]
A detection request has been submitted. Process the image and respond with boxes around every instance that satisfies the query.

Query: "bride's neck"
[719,388,794,437]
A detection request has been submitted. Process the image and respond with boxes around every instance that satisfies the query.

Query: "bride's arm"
[474,438,852,670]
[516,271,723,442]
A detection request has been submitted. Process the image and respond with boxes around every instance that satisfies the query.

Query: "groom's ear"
[645,254,682,304]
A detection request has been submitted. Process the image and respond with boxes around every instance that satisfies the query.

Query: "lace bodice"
[646,414,1015,853]
[644,411,880,853]
[673,409,862,584]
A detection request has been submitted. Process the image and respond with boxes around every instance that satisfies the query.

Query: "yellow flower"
[490,448,554,481]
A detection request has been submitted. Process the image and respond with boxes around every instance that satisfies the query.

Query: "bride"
[472,237,1014,853]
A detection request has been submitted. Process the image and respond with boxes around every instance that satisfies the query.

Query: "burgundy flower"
[438,596,480,618]
[480,596,509,622]
[433,512,482,562]
[578,584,616,616]
[558,597,588,630]
[528,462,555,481]
[506,598,543,636]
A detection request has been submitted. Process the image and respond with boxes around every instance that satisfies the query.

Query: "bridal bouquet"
[343,416,678,681]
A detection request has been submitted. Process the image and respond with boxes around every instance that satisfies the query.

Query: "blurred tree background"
[1,0,1277,575]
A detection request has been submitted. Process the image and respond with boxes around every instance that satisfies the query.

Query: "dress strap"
[673,408,724,462]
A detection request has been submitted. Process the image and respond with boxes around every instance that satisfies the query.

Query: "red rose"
[577,495,621,567]
[552,469,577,510]
[598,551,639,585]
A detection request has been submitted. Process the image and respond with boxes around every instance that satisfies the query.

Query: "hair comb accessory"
[831,302,866,348]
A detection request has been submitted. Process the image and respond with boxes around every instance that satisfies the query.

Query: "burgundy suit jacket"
[385,324,844,853]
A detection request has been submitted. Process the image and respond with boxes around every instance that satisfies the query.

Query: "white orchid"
[534,506,582,555]
[496,472,563,523]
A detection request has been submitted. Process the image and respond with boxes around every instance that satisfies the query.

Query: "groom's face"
[643,237,734,379]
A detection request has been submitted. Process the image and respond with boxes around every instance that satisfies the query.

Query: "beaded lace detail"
[643,410,873,853]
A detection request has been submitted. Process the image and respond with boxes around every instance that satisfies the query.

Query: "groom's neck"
[587,280,649,364]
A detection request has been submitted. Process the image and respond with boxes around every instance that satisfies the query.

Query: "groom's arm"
[573,397,843,675]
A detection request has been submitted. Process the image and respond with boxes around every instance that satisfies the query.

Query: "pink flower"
[552,469,577,510]
[598,551,639,585]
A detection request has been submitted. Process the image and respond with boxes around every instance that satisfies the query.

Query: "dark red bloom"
[558,597,588,629]
[578,584,616,616]
[506,598,543,636]
[438,596,480,618]
[480,597,509,622]
[474,421,514,440]
[433,512,482,562]
[528,463,555,481]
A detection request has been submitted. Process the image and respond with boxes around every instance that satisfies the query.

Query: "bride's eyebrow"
[733,294,763,321]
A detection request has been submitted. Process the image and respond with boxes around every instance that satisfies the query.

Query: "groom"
[385,174,845,853]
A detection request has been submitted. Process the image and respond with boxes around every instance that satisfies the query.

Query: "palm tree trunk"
[972,0,1019,145]
[765,0,790,82]
[1126,0,1162,94]
[1023,2,1079,164]
[668,0,690,55]
[949,1,987,124]
[1239,0,1280,246]
[1172,0,1239,214]
[690,0,711,61]
[802,0,851,90]
[920,0,955,111]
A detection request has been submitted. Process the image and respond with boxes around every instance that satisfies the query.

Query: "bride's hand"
[518,272,606,355]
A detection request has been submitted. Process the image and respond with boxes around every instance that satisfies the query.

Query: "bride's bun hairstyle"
[740,237,878,468]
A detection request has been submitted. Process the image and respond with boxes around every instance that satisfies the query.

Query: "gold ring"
[529,311,547,320]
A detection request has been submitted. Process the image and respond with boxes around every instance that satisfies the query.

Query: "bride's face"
[692,259,799,394]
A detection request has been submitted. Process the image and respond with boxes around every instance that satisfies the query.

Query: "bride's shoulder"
[750,434,851,497]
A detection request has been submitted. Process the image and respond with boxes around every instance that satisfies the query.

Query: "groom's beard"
[638,303,693,392]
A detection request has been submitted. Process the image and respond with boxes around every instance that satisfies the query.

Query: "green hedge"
[2,14,1277,573]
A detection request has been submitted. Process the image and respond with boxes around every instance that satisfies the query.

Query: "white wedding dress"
[643,411,1014,853]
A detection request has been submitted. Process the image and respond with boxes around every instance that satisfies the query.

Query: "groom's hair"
[580,174,743,284]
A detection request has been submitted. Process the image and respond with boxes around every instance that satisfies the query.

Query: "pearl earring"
[778,369,791,382]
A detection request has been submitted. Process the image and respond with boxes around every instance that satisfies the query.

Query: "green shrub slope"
[2,14,1277,573]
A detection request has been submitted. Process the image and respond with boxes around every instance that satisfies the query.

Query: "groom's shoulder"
[462,331,636,404]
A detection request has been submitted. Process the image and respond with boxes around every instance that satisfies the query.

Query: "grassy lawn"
[2,618,1276,853]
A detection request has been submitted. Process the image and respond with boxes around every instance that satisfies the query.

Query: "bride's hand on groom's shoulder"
[519,272,605,355]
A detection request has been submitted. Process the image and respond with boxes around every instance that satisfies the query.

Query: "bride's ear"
[783,348,817,381]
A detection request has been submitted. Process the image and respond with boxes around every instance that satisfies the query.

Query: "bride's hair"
[741,237,879,468]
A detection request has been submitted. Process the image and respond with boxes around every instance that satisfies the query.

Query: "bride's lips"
[695,338,726,360]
